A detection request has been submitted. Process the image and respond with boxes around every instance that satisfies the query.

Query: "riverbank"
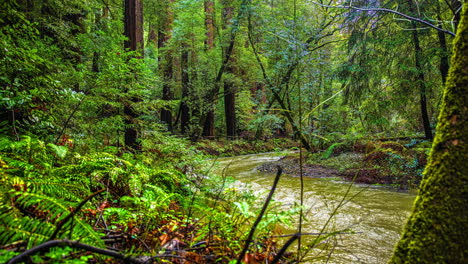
[214,152,416,263]
[254,139,430,190]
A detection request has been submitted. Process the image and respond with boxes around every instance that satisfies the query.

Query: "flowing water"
[212,152,416,264]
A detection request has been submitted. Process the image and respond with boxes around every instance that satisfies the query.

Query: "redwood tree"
[123,0,144,150]
[222,0,237,138]
[159,0,175,132]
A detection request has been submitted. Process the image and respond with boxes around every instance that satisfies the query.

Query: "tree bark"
[123,0,143,150]
[124,0,144,54]
[204,0,215,49]
[389,4,468,263]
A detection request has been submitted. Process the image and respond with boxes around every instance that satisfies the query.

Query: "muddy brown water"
[212,152,416,264]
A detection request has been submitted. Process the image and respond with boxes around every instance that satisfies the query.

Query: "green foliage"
[248,113,283,139]
[321,142,344,159]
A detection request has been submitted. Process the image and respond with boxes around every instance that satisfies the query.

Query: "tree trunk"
[123,0,143,150]
[124,0,144,54]
[222,1,237,138]
[224,78,237,138]
[204,0,215,49]
[408,0,433,140]
[202,111,215,138]
[389,5,468,263]
[202,0,216,138]
[180,46,190,134]
[436,19,450,85]
[159,0,174,131]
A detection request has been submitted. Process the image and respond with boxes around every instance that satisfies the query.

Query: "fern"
[0,191,104,249]
[0,205,54,248]
[321,142,343,159]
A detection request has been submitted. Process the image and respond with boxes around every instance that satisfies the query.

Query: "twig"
[236,166,283,264]
[54,99,84,145]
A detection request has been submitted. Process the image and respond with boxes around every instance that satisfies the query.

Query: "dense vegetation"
[0,0,466,263]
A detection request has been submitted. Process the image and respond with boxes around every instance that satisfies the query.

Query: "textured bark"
[123,0,143,150]
[204,0,215,49]
[224,78,237,137]
[124,0,144,54]
[389,4,468,263]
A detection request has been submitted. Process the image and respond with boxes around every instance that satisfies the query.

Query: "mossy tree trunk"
[389,4,468,263]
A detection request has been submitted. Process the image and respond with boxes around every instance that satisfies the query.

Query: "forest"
[0,0,466,263]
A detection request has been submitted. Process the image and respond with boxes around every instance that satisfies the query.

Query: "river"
[212,152,416,264]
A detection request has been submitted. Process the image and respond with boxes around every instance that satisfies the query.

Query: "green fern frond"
[14,191,71,221]
[3,192,104,248]
[27,181,88,202]
[0,205,54,247]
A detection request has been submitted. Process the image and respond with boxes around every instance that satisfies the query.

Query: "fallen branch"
[7,239,147,264]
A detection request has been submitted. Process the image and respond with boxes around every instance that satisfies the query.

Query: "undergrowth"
[306,138,430,189]
[0,135,298,263]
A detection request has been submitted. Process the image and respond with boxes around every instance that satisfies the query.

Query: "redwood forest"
[0,0,466,263]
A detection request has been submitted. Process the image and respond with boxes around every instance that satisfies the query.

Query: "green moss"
[389,5,468,263]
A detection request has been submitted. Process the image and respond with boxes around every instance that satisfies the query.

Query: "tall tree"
[180,43,190,134]
[406,0,433,140]
[222,0,238,138]
[159,0,175,131]
[202,0,216,137]
[123,0,144,149]
[389,3,467,263]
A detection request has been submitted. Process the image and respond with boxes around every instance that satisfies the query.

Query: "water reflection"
[213,152,416,263]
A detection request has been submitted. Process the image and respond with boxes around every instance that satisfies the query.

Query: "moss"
[389,5,468,263]
[379,141,407,152]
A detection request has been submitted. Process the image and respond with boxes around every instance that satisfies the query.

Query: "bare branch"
[311,2,456,36]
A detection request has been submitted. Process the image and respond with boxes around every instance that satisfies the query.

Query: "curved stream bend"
[213,152,416,264]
